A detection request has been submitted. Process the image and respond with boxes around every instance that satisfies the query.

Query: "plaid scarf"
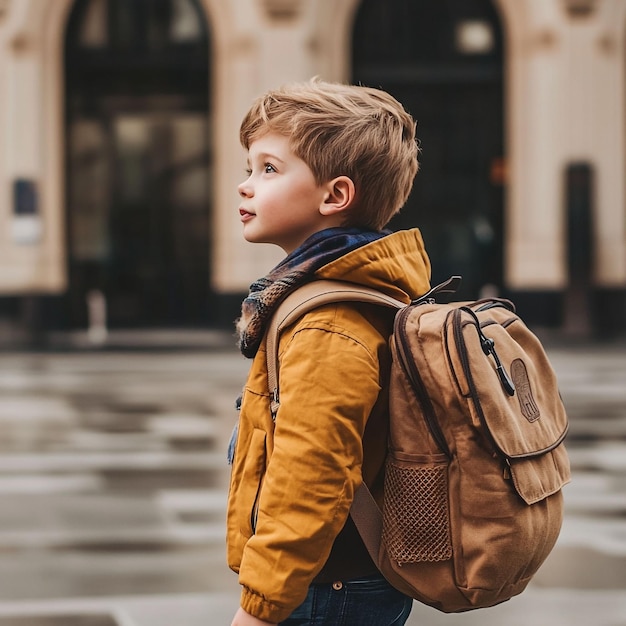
[237,227,387,358]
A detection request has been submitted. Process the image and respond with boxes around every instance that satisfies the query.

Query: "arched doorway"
[64,0,212,328]
[352,0,505,299]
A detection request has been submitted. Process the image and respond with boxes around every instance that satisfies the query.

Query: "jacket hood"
[314,228,431,302]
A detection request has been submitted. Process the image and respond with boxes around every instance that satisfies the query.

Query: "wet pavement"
[0,335,624,625]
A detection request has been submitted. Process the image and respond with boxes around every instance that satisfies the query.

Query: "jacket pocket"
[238,428,267,537]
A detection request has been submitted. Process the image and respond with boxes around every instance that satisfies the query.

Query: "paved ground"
[0,334,624,625]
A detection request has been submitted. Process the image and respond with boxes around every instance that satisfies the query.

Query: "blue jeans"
[279,574,413,626]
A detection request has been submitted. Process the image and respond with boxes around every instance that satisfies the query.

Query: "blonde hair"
[239,79,419,230]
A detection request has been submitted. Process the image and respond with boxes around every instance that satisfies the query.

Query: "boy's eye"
[264,163,276,174]
[245,168,252,176]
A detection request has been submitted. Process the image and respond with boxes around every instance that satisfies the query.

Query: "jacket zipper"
[395,306,451,458]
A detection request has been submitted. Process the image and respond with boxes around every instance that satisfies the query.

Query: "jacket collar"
[315,228,431,303]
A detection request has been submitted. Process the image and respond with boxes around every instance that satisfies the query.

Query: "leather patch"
[511,358,540,422]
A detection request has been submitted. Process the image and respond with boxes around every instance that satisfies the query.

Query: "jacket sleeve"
[238,313,384,622]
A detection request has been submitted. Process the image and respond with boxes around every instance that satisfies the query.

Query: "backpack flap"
[450,305,571,505]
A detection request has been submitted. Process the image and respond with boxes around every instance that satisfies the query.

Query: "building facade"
[0,0,624,336]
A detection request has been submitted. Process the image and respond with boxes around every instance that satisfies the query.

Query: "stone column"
[0,0,70,294]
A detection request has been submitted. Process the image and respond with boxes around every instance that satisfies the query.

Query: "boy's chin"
[243,231,281,249]
[242,227,304,253]
[242,227,261,244]
[243,231,266,245]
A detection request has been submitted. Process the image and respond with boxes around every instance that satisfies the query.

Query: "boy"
[228,79,431,626]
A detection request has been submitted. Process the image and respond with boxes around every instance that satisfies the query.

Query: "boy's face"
[238,132,330,254]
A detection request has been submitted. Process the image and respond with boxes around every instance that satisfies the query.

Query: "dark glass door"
[65,0,212,328]
[353,0,505,299]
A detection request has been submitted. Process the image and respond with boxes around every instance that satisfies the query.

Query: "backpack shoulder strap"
[264,279,404,567]
[265,280,406,418]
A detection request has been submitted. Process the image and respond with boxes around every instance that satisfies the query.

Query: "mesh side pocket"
[383,460,452,563]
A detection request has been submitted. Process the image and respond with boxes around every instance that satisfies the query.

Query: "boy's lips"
[239,208,255,222]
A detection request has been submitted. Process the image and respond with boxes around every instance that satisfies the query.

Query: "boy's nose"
[238,181,252,197]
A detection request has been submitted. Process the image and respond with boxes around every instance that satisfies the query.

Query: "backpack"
[265,277,571,613]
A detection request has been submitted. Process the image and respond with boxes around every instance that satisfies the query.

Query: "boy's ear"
[319,176,356,217]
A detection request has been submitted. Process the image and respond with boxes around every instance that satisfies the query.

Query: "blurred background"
[0,0,624,624]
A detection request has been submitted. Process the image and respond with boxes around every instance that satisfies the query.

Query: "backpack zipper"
[452,308,517,460]
[458,306,516,396]
[452,308,505,459]
[395,306,452,458]
[474,301,512,313]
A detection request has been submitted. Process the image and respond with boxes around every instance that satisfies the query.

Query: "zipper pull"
[480,335,516,396]
[503,459,512,479]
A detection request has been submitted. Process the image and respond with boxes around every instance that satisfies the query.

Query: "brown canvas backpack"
[266,277,571,613]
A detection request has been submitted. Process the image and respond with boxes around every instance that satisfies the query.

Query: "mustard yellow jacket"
[226,229,431,623]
